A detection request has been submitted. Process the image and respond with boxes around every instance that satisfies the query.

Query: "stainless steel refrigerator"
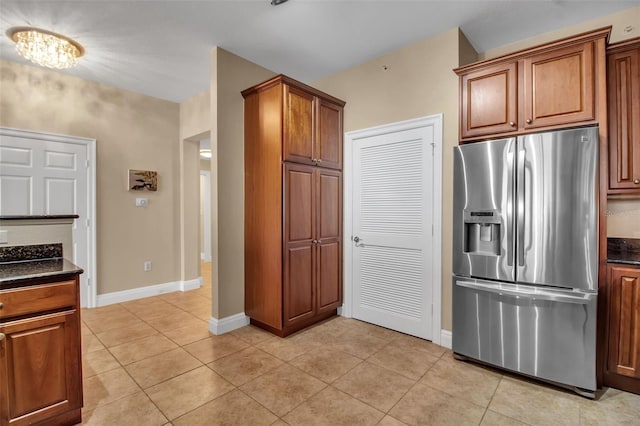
[452,126,598,397]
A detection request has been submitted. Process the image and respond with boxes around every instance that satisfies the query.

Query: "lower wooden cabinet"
[0,276,83,426]
[604,264,640,394]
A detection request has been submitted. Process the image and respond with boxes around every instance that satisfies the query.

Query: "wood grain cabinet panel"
[0,275,83,426]
[243,75,345,337]
[317,99,343,169]
[605,265,640,394]
[460,62,518,139]
[523,42,595,129]
[607,38,640,195]
[284,86,315,166]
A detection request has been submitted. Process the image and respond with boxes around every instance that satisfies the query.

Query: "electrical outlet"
[144,261,152,271]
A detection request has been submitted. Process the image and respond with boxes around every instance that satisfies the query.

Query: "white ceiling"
[1,1,637,103]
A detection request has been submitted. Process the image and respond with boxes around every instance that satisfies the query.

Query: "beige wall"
[210,48,276,318]
[0,60,180,295]
[608,200,640,238]
[313,28,470,332]
[0,220,73,257]
[180,90,210,139]
[480,6,640,60]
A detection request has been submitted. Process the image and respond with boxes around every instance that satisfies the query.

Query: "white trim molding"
[181,277,203,292]
[343,114,444,344]
[209,313,250,335]
[440,329,452,349]
[95,279,202,307]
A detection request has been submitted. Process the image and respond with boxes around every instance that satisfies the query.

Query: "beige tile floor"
[79,263,640,425]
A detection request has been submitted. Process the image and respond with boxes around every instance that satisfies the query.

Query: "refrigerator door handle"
[506,142,515,266]
[516,144,526,267]
[456,280,596,304]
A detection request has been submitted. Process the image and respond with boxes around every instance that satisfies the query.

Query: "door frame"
[200,170,212,262]
[0,127,97,308]
[342,114,443,345]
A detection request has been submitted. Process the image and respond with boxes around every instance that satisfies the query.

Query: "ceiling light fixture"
[200,149,212,159]
[271,0,289,5]
[7,27,84,69]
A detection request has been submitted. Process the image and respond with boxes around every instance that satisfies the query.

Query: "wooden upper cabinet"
[460,62,518,139]
[455,27,609,142]
[607,38,640,195]
[605,264,640,393]
[281,80,344,170]
[316,99,343,169]
[523,42,595,129]
[284,85,315,166]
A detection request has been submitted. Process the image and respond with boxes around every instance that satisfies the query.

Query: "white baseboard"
[181,277,202,291]
[95,278,202,307]
[209,313,250,335]
[440,329,452,349]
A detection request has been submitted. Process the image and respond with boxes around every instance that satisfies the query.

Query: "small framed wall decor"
[128,169,158,191]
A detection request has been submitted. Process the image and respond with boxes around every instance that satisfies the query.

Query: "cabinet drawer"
[0,280,77,320]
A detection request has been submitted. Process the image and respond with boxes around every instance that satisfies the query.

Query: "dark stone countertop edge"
[0,258,83,287]
[607,259,640,267]
[0,215,79,220]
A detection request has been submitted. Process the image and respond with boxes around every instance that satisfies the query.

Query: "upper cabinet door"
[460,62,518,140]
[284,85,315,166]
[316,99,343,170]
[522,41,595,129]
[608,43,640,194]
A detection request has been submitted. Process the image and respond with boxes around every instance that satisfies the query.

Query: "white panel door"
[0,134,90,307]
[352,125,434,339]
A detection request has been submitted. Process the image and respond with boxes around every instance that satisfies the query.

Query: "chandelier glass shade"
[8,27,84,69]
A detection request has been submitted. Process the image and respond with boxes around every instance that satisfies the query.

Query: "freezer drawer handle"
[456,280,595,304]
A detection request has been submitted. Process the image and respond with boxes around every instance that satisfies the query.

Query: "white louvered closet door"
[352,126,434,339]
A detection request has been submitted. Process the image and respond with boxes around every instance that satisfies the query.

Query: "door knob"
[353,236,360,243]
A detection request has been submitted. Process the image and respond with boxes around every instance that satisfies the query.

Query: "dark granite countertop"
[0,243,83,287]
[608,238,640,266]
[0,258,83,286]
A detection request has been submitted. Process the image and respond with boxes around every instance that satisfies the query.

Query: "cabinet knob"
[312,239,318,244]
[634,179,640,184]
[526,119,532,124]
[509,121,515,127]
[0,333,5,342]
[0,302,3,309]
[316,159,323,163]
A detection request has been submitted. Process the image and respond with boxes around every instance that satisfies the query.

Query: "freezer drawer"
[452,276,597,392]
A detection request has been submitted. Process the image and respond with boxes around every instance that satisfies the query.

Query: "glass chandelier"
[8,27,84,69]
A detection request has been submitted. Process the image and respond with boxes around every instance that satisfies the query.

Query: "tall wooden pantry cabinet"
[242,75,346,337]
